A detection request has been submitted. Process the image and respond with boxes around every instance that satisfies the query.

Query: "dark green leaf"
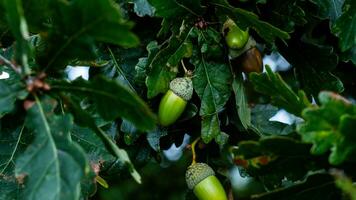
[121,119,141,145]
[258,0,307,32]
[3,0,32,74]
[340,46,356,64]
[250,66,311,116]
[147,128,167,151]
[193,60,232,143]
[0,124,25,175]
[0,80,27,118]
[331,0,356,51]
[71,125,113,162]
[51,76,156,131]
[211,0,290,43]
[146,23,194,98]
[279,40,343,97]
[0,176,19,200]
[232,75,251,130]
[309,0,344,23]
[15,97,89,200]
[37,0,139,70]
[252,173,340,200]
[148,0,205,18]
[63,96,142,183]
[251,105,294,136]
[233,136,316,189]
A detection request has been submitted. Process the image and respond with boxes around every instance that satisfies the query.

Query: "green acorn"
[224,19,249,50]
[186,163,227,200]
[158,77,193,126]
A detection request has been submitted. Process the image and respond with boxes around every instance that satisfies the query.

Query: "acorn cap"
[169,77,193,101]
[185,163,215,189]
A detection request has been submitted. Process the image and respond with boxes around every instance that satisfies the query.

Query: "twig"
[191,137,201,165]
[181,60,188,74]
[0,54,21,74]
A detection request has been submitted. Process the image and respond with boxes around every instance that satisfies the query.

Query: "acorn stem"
[181,60,189,74]
[191,137,201,165]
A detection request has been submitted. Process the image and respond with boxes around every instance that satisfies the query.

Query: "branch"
[0,54,21,74]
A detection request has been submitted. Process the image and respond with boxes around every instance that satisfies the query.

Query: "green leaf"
[148,0,205,18]
[193,60,232,143]
[252,173,340,200]
[309,0,344,23]
[0,114,28,199]
[63,96,142,184]
[50,76,156,131]
[145,23,194,98]
[0,124,25,175]
[15,97,89,200]
[251,105,294,136]
[331,0,356,51]
[0,176,19,200]
[232,75,251,130]
[106,46,140,92]
[250,66,311,116]
[121,119,141,145]
[147,128,167,151]
[331,170,356,200]
[279,41,343,96]
[297,91,356,165]
[148,0,186,18]
[3,0,32,74]
[233,136,314,189]
[340,46,356,64]
[211,0,290,43]
[37,0,139,70]
[71,125,113,162]
[0,80,27,118]
[257,0,307,32]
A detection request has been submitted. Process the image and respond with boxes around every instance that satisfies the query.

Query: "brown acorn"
[232,47,263,74]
